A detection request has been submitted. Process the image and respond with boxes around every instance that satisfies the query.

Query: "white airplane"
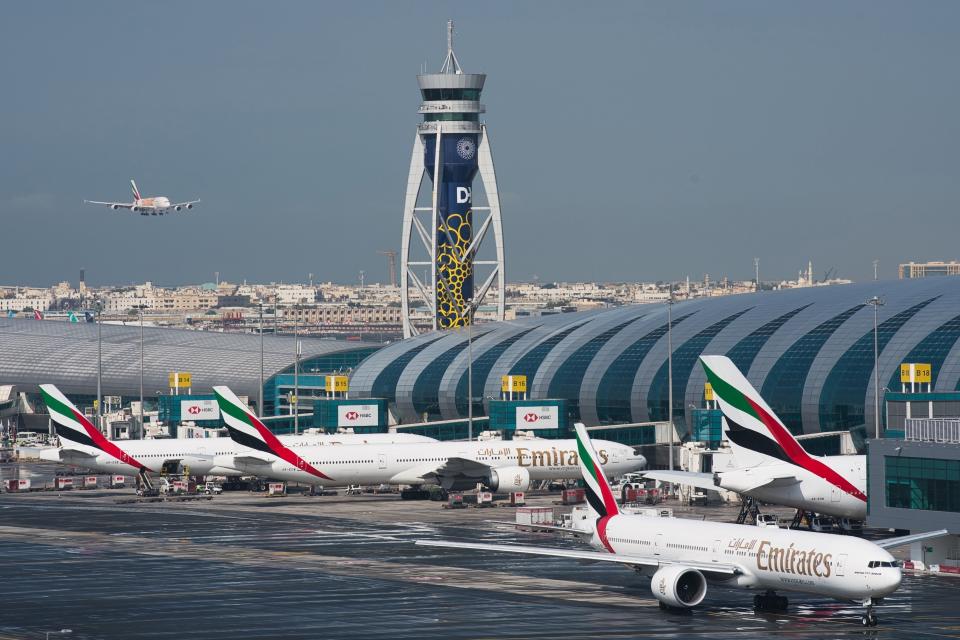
[84,179,199,216]
[644,355,867,520]
[213,385,645,493]
[417,424,947,626]
[37,384,436,480]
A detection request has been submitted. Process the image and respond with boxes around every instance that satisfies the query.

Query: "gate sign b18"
[515,406,559,429]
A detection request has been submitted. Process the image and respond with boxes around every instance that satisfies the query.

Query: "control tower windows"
[421,88,481,101]
[424,113,480,122]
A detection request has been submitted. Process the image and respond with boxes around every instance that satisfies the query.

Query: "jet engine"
[131,207,139,212]
[175,205,182,211]
[111,204,119,210]
[650,565,707,608]
[486,466,531,492]
[186,203,193,209]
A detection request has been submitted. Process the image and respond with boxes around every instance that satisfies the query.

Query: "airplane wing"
[488,520,591,536]
[84,200,133,209]
[643,470,716,491]
[231,453,276,465]
[875,529,950,550]
[171,199,201,210]
[416,456,493,483]
[415,539,740,576]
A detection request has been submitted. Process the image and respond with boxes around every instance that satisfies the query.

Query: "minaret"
[400,20,505,337]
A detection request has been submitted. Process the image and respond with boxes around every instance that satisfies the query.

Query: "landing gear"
[789,509,809,530]
[861,599,879,627]
[736,497,761,524]
[400,486,430,500]
[753,590,788,611]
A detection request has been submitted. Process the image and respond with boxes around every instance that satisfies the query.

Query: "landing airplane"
[38,384,436,481]
[643,356,867,520]
[417,424,946,626]
[213,385,645,493]
[84,179,199,216]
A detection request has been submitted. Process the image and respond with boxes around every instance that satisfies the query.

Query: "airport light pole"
[667,286,675,472]
[96,299,103,434]
[139,305,144,439]
[45,630,71,640]
[754,257,760,292]
[259,302,264,418]
[467,297,474,441]
[294,303,300,435]
[867,296,885,439]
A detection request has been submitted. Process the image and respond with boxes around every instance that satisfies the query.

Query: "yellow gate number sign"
[501,375,527,393]
[704,382,714,401]
[168,372,192,388]
[900,363,931,384]
[326,375,349,393]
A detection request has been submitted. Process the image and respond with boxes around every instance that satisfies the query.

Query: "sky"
[2,1,959,287]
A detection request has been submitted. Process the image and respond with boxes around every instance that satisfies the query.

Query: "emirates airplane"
[84,179,199,216]
[37,384,435,480]
[644,356,868,520]
[418,424,946,627]
[213,385,645,493]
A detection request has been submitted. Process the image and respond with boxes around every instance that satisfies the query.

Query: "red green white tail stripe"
[574,423,620,552]
[213,385,332,481]
[39,384,152,472]
[699,355,866,502]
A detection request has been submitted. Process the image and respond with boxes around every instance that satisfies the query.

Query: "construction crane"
[378,250,398,287]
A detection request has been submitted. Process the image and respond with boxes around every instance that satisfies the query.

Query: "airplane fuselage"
[716,455,867,519]
[218,438,645,488]
[40,433,438,477]
[601,513,899,601]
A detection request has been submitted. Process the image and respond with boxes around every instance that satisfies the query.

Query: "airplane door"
[831,487,841,502]
[712,539,721,562]
[836,554,847,577]
[654,533,663,556]
[378,453,387,469]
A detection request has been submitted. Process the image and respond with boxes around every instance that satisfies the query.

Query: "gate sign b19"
[180,399,219,421]
[515,406,559,429]
[337,404,378,427]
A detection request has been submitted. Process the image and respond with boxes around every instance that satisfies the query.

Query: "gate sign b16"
[180,399,219,421]
[337,404,378,427]
[515,406,559,429]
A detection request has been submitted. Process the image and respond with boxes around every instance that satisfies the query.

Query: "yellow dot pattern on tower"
[436,212,473,329]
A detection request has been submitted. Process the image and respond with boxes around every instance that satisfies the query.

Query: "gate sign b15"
[337,404,378,427]
[515,406,559,429]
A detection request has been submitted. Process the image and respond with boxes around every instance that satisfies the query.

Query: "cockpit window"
[868,560,899,568]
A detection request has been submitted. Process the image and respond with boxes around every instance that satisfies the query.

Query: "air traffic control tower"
[401,21,505,337]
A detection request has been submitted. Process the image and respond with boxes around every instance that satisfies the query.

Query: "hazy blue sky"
[3,1,958,287]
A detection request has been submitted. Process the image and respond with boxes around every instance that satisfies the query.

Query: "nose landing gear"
[753,590,788,611]
[861,599,879,626]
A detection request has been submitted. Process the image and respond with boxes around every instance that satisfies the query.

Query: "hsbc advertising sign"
[515,406,559,429]
[337,404,379,427]
[180,399,219,421]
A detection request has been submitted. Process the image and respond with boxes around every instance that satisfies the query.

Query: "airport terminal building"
[351,278,960,436]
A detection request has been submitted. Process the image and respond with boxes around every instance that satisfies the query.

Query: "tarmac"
[2,462,960,639]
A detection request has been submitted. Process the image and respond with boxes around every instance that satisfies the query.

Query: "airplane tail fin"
[130,179,141,201]
[7,310,14,318]
[68,311,78,323]
[699,355,808,467]
[212,385,332,481]
[38,384,150,471]
[573,423,620,520]
[34,309,43,320]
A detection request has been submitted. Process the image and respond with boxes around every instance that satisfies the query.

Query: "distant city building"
[899,261,960,279]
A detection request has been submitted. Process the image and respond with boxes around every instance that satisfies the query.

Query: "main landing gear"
[861,599,879,627]
[753,590,788,611]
